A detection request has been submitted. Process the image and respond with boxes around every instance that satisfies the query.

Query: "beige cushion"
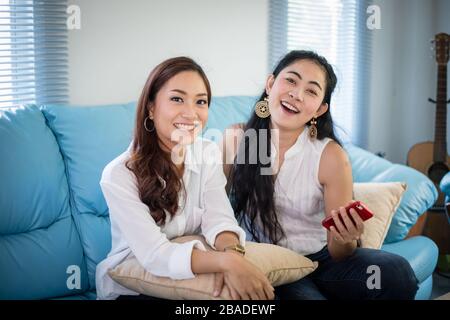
[108,235,318,300]
[354,182,407,249]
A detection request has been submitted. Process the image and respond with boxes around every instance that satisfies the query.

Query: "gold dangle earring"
[255,97,270,118]
[309,117,318,140]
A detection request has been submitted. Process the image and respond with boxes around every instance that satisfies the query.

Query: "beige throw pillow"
[353,182,407,249]
[109,235,318,300]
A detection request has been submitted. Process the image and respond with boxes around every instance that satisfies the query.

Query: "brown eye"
[171,97,183,103]
[286,77,295,84]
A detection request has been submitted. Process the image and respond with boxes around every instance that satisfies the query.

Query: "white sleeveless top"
[246,127,332,256]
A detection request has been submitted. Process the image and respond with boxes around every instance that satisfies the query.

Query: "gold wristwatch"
[223,244,245,256]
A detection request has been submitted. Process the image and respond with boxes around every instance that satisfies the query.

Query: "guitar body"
[407,142,450,207]
[408,142,450,253]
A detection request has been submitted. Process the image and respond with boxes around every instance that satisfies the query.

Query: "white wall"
[367,0,448,164]
[68,0,268,105]
[436,0,450,34]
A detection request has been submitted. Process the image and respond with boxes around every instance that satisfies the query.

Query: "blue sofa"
[438,173,450,271]
[0,96,438,300]
[440,173,450,225]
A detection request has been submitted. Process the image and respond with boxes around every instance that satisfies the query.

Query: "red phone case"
[321,201,373,230]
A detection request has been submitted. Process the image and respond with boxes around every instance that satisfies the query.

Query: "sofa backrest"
[204,96,256,138]
[0,105,89,299]
[41,102,137,291]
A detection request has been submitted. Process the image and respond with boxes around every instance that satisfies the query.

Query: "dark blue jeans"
[275,246,419,300]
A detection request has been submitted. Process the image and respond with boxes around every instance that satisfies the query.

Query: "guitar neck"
[434,64,448,163]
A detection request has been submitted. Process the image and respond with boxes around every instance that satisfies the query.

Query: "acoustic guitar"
[407,33,450,208]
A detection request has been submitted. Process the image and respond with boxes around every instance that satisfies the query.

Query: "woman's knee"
[365,250,419,300]
[344,248,417,299]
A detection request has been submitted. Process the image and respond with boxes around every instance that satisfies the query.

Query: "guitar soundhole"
[428,162,449,184]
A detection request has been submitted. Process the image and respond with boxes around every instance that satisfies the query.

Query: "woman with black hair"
[222,50,419,300]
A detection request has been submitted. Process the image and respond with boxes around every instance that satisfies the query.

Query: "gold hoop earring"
[309,117,317,140]
[144,116,155,132]
[255,97,270,118]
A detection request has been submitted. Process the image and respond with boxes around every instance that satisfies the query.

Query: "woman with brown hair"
[95,57,274,300]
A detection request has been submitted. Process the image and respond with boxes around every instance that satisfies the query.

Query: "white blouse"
[243,127,332,256]
[95,138,246,300]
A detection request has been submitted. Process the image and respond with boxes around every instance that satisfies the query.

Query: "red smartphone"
[321,201,373,231]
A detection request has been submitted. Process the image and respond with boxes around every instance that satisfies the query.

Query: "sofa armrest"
[344,144,438,243]
[439,172,450,197]
[381,236,438,284]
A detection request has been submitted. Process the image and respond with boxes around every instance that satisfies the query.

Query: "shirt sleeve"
[200,142,246,249]
[100,169,206,280]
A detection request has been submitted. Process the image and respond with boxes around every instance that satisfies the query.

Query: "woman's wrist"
[223,243,246,256]
[214,231,240,251]
[328,238,357,260]
[219,250,242,272]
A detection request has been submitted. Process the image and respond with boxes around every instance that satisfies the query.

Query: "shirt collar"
[271,126,308,160]
[126,140,134,152]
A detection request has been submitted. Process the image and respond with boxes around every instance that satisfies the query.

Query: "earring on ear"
[144,116,155,132]
[309,117,317,140]
[255,97,270,118]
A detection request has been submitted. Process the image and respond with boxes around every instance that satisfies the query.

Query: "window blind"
[269,0,372,147]
[0,0,68,109]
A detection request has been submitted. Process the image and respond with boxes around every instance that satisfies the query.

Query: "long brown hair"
[126,57,211,224]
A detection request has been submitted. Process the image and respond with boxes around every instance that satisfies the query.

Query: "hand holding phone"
[321,201,373,231]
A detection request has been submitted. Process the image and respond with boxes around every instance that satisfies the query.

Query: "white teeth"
[174,123,197,131]
[281,101,299,113]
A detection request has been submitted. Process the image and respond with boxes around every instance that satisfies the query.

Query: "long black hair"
[230,50,340,244]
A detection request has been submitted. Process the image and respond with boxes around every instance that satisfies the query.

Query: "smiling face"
[266,59,329,133]
[149,71,209,150]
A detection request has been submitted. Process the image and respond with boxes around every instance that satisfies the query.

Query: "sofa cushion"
[41,102,137,290]
[354,182,406,249]
[109,235,317,300]
[0,105,89,299]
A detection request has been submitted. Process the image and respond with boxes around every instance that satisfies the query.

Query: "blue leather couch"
[0,96,438,299]
[440,173,450,225]
[438,173,450,272]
